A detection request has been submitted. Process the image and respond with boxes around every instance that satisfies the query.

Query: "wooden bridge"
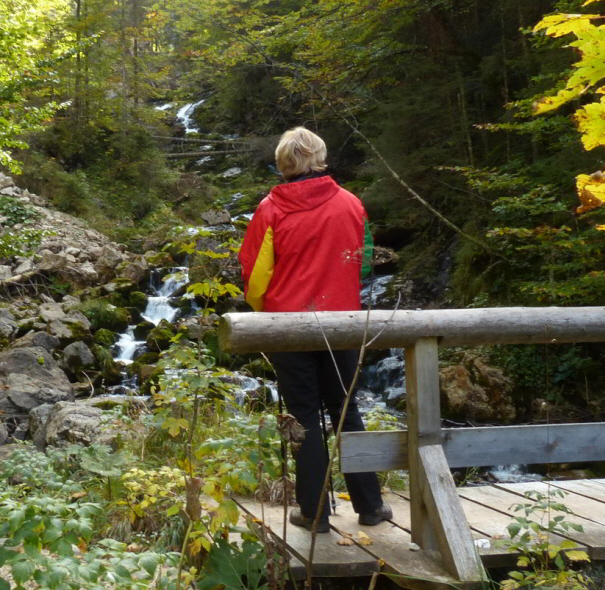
[219,307,605,589]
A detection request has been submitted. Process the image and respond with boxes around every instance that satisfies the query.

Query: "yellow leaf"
[575,101,605,150]
[576,172,605,213]
[533,13,600,37]
[566,550,591,562]
[534,85,585,114]
[357,531,373,546]
[337,493,351,501]
[596,224,605,230]
[584,0,602,5]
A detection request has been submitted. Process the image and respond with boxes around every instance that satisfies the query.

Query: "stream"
[113,100,536,484]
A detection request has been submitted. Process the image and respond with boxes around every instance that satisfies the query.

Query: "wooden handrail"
[219,307,605,353]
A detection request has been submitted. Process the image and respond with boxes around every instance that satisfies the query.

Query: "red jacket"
[239,175,373,312]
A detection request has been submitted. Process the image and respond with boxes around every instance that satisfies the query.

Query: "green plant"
[0,229,52,259]
[0,196,40,226]
[498,488,593,589]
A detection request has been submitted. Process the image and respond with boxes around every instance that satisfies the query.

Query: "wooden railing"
[219,307,605,587]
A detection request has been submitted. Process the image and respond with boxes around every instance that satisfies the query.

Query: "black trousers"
[270,350,383,519]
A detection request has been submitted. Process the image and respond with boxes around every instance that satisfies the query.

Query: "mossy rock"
[125,307,144,325]
[93,329,119,347]
[146,319,176,352]
[91,344,123,385]
[134,320,155,340]
[105,293,128,308]
[79,299,131,333]
[126,361,142,381]
[68,321,93,343]
[129,291,148,311]
[241,357,275,379]
[134,351,159,365]
[145,251,174,268]
[107,277,139,295]
[202,329,231,366]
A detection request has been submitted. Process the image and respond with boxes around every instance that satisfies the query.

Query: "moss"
[79,299,131,332]
[144,251,174,268]
[126,361,142,381]
[146,319,175,352]
[91,344,123,385]
[93,329,119,347]
[129,291,148,311]
[134,351,160,365]
[106,293,128,307]
[68,321,92,343]
[133,320,154,340]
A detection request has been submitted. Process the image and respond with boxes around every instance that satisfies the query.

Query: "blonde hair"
[275,127,327,181]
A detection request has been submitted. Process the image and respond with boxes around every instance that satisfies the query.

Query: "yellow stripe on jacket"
[245,226,274,311]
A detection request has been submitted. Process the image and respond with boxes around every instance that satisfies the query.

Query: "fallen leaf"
[357,531,373,546]
[337,493,350,501]
[337,538,354,546]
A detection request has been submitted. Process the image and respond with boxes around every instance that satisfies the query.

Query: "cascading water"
[176,100,206,134]
[143,269,189,326]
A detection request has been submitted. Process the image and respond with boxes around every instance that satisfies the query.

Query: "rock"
[178,317,213,340]
[146,319,176,352]
[119,255,149,284]
[0,174,15,190]
[13,259,34,275]
[39,302,67,323]
[44,401,116,448]
[93,329,118,347]
[29,403,53,449]
[140,365,157,382]
[61,295,81,311]
[0,347,72,419]
[128,291,148,311]
[91,345,123,385]
[439,353,516,424]
[94,246,123,282]
[60,342,95,375]
[13,331,61,352]
[37,252,69,272]
[0,421,8,445]
[133,351,159,365]
[64,247,81,257]
[0,316,18,345]
[200,209,231,226]
[0,266,12,281]
[80,300,130,333]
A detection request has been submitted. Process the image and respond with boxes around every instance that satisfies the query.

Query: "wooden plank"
[340,423,605,473]
[458,485,605,559]
[406,338,440,550]
[388,491,519,568]
[550,479,605,504]
[235,498,379,578]
[418,445,487,583]
[497,481,605,528]
[218,307,605,353]
[329,495,468,590]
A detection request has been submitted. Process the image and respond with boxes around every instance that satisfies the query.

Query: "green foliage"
[0,229,52,259]
[79,299,130,332]
[498,488,593,589]
[0,196,40,226]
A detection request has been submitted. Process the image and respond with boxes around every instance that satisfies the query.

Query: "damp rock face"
[439,353,516,424]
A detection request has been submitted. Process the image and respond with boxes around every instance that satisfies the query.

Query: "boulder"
[0,174,15,191]
[94,246,123,282]
[0,266,12,281]
[200,209,231,226]
[12,330,60,352]
[118,255,149,284]
[29,403,53,449]
[0,347,73,419]
[13,259,34,275]
[0,316,18,346]
[93,329,118,347]
[146,319,176,352]
[0,421,8,445]
[60,342,95,375]
[128,291,148,311]
[439,353,516,424]
[39,302,66,323]
[44,402,116,448]
[37,252,69,273]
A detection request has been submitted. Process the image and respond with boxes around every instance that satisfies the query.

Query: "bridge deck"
[234,479,605,589]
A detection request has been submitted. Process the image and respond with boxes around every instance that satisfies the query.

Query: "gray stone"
[64,247,81,257]
[29,403,53,449]
[0,187,20,197]
[200,209,231,226]
[37,252,68,272]
[60,342,95,374]
[0,266,12,281]
[39,302,66,323]
[118,255,149,284]
[13,259,34,275]
[44,402,116,448]
[0,347,72,418]
[0,422,8,445]
[94,246,123,282]
[0,317,17,341]
[0,174,15,190]
[13,331,60,352]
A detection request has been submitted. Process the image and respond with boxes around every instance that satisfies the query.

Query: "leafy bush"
[0,229,52,259]
[0,196,39,226]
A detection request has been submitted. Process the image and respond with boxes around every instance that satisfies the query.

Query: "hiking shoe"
[358,504,393,526]
[289,508,330,533]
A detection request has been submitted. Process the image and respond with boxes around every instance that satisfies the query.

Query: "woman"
[239,127,391,532]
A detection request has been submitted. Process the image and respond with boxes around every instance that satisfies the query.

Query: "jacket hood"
[268,175,340,214]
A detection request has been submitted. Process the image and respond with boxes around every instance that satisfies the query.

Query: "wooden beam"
[218,307,605,353]
[418,445,487,583]
[406,338,440,550]
[340,422,605,473]
[165,149,256,159]
[152,135,247,143]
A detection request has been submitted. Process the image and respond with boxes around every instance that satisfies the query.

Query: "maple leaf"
[576,172,605,213]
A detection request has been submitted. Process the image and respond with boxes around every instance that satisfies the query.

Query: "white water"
[142,269,189,327]
[361,274,394,307]
[114,327,144,365]
[489,464,542,483]
[154,103,174,111]
[176,100,206,134]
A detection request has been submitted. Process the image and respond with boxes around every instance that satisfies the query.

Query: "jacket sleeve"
[361,211,374,279]
[238,201,275,312]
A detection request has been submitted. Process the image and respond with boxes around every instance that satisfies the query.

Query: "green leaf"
[12,560,35,585]
[0,577,10,590]
[507,522,521,539]
[166,503,182,517]
[139,554,159,576]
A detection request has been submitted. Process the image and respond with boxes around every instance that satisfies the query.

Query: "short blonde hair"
[275,127,327,181]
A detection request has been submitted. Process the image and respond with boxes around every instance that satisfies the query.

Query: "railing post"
[406,338,486,584]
